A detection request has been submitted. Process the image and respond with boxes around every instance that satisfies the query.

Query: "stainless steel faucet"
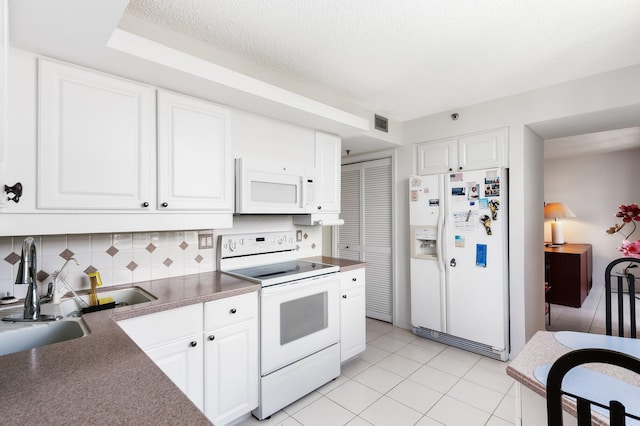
[15,237,40,320]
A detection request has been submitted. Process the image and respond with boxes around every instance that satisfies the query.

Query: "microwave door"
[237,162,306,214]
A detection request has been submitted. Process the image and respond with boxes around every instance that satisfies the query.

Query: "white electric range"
[218,231,341,420]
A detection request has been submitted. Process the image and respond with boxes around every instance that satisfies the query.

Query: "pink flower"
[618,239,640,259]
[608,203,640,240]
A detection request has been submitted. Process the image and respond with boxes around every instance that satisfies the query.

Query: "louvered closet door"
[338,158,393,323]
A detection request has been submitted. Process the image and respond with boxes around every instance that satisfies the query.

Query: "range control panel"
[218,231,296,259]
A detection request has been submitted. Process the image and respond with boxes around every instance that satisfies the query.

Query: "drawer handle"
[352,277,357,281]
[190,341,197,348]
[230,308,237,314]
[208,335,215,341]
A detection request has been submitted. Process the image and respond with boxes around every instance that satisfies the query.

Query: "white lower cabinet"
[339,268,366,362]
[118,293,259,424]
[204,292,259,425]
[144,335,204,409]
[117,304,204,410]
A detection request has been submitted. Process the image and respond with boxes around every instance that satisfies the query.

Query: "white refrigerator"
[409,168,509,361]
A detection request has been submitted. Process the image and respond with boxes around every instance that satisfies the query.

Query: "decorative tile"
[296,245,300,251]
[163,258,173,267]
[179,241,189,250]
[59,248,75,260]
[303,233,308,240]
[311,243,316,249]
[84,266,98,275]
[4,252,21,265]
[106,246,119,257]
[146,243,157,253]
[195,255,203,263]
[127,261,138,271]
[36,270,49,282]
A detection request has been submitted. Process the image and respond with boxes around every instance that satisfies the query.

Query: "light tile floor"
[547,280,640,337]
[238,318,516,426]
[237,280,640,426]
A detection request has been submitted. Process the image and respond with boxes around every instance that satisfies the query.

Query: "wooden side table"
[544,244,593,307]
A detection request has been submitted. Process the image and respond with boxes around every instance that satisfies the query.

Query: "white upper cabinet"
[416,138,457,175]
[38,59,155,209]
[157,90,232,211]
[417,127,508,175]
[313,131,341,213]
[1,58,235,235]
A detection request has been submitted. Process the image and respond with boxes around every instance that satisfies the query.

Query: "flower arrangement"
[606,203,640,258]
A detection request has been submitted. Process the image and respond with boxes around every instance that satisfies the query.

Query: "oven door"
[260,274,340,375]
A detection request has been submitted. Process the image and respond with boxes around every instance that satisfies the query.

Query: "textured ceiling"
[544,127,640,159]
[125,0,640,122]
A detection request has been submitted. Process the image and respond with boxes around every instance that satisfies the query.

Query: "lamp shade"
[544,202,576,220]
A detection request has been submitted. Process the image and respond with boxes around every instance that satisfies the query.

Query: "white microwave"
[235,158,316,214]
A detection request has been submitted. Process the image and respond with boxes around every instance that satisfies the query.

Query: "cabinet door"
[146,335,204,411]
[204,319,258,425]
[37,59,155,210]
[340,268,366,362]
[457,128,506,171]
[416,138,457,175]
[314,131,341,213]
[157,91,232,211]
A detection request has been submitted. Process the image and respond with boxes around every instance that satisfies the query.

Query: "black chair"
[546,348,640,425]
[604,258,640,338]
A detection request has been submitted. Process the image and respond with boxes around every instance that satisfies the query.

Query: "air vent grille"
[374,114,388,132]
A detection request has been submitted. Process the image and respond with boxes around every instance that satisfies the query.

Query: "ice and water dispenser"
[410,226,438,259]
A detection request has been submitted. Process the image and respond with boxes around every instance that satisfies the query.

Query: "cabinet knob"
[448,168,453,172]
[458,166,463,170]
[141,201,149,208]
[208,335,215,341]
[161,202,168,208]
[230,308,237,314]
[352,277,357,281]
[342,294,347,299]
[317,205,322,210]
[190,341,198,347]
[4,182,22,203]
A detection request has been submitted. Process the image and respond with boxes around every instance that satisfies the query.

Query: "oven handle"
[260,274,338,295]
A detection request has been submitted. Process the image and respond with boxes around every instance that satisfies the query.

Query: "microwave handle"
[300,176,306,208]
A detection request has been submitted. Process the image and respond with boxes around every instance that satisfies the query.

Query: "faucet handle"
[40,282,54,304]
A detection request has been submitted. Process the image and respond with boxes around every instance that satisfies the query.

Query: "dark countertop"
[0,257,362,424]
[0,271,259,425]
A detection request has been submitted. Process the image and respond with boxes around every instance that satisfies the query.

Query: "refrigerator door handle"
[450,258,456,267]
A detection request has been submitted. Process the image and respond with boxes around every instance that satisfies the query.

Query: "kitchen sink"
[0,318,88,356]
[59,286,157,317]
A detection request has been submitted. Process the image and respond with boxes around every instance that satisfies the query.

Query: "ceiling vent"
[374,114,388,133]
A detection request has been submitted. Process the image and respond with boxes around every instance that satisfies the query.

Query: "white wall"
[402,64,640,357]
[544,147,640,284]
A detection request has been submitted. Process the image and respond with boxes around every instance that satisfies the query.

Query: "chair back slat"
[604,257,640,338]
[546,348,640,426]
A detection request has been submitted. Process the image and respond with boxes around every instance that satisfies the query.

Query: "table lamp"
[544,202,576,245]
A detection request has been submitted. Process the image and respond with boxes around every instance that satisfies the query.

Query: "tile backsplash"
[1,221,321,299]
